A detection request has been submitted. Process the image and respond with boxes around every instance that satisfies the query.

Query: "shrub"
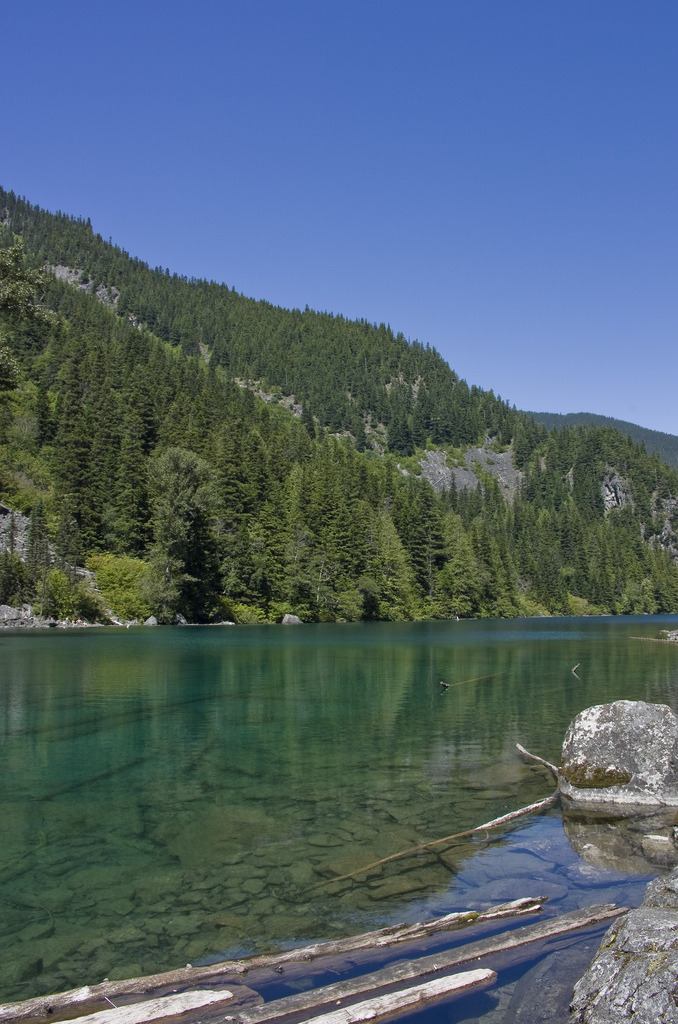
[87,553,152,621]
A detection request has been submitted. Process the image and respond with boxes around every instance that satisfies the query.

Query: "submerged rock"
[563,808,678,875]
[560,701,678,811]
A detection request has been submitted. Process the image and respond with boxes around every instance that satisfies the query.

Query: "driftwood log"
[66,990,239,1024]
[0,903,625,1024]
[0,899,540,1024]
[515,742,560,782]
[272,970,497,1024]
[224,904,624,1024]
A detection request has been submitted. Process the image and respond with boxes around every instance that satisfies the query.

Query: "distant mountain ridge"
[527,411,678,471]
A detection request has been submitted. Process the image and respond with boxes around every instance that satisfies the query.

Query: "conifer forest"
[1,187,677,624]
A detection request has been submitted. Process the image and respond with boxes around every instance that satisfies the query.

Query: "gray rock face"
[144,615,158,626]
[0,503,33,561]
[570,867,678,1023]
[560,701,678,810]
[645,871,678,909]
[416,444,523,499]
[282,613,303,624]
[601,470,632,511]
[0,603,23,622]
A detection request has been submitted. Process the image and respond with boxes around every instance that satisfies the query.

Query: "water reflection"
[563,808,678,875]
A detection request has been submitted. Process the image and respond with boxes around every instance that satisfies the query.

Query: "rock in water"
[282,613,303,624]
[571,867,678,1023]
[560,700,678,811]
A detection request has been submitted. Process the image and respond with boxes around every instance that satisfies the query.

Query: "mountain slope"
[1,187,678,623]
[528,411,678,471]
[1,187,545,458]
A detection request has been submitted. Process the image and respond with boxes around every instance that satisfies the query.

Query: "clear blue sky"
[3,1,677,434]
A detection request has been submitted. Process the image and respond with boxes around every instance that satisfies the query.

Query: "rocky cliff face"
[650,495,678,561]
[0,502,32,560]
[601,470,632,511]
[49,265,119,309]
[417,443,523,498]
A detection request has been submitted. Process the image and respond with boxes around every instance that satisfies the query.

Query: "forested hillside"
[1,187,678,623]
[528,410,678,472]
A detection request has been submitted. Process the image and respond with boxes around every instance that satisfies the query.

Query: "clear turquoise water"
[2,616,678,1005]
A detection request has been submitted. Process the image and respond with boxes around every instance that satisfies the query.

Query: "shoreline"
[2,604,678,633]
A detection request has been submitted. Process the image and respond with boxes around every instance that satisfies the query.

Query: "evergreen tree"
[148,447,219,621]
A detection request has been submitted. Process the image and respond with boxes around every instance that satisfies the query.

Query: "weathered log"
[66,989,235,1024]
[0,900,541,1024]
[630,636,678,643]
[225,903,625,1024]
[264,970,497,1024]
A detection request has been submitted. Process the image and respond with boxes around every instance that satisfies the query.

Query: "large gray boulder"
[0,603,22,623]
[560,700,678,811]
[570,867,678,1022]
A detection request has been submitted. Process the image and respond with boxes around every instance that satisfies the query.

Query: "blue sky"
[4,1,677,434]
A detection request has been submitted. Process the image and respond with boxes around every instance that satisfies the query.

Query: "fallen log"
[224,903,625,1024]
[310,792,559,890]
[630,636,678,643]
[0,899,541,1024]
[271,970,497,1024]
[66,989,236,1024]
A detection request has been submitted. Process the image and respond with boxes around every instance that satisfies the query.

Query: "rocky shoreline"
[0,604,103,630]
[571,867,678,1022]
[0,604,299,629]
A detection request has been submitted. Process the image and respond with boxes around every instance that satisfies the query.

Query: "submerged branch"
[310,791,559,891]
[515,743,560,782]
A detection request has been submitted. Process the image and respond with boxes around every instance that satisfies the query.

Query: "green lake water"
[2,616,678,1008]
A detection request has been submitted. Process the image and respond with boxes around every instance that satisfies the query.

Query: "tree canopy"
[1,188,677,623]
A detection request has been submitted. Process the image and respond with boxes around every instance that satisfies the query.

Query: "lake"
[2,616,678,1015]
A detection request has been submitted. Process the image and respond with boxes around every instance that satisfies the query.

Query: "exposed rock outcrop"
[417,443,523,498]
[650,494,678,562]
[0,502,33,560]
[0,603,96,629]
[49,265,119,308]
[601,470,632,511]
[560,701,678,811]
[571,867,678,1023]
